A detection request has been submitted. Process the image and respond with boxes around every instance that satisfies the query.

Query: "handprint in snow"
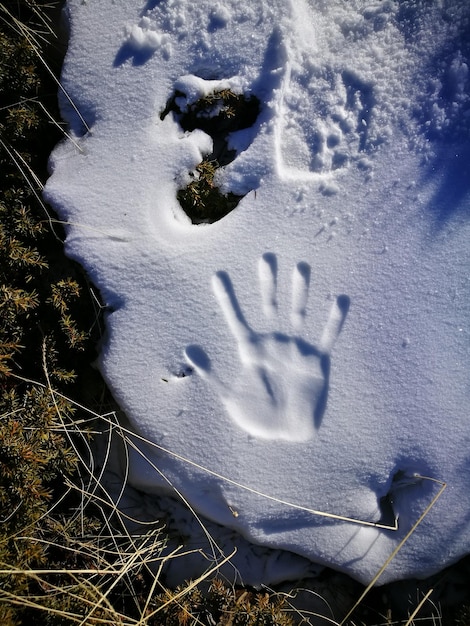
[185,254,350,442]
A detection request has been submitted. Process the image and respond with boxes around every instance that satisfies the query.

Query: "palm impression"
[185,254,350,442]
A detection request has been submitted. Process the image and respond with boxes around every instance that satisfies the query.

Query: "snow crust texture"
[46,0,470,586]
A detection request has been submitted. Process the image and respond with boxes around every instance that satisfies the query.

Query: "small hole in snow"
[161,88,261,223]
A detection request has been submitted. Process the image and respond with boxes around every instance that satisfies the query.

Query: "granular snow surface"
[46,0,470,586]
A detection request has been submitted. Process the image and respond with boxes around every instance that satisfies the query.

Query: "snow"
[45,0,470,586]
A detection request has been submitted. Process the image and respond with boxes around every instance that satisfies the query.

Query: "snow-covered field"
[46,0,470,586]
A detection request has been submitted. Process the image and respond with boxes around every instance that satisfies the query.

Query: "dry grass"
[1,367,455,625]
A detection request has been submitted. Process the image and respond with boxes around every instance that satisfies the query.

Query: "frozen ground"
[46,0,470,586]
